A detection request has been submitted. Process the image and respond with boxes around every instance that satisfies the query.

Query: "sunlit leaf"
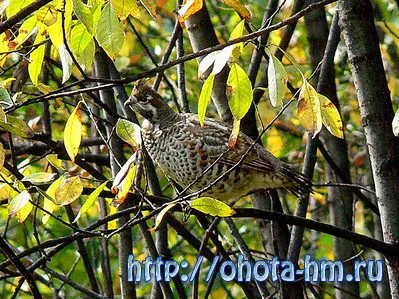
[6,0,34,17]
[73,0,101,35]
[198,73,215,127]
[267,50,287,107]
[191,197,235,217]
[198,51,219,79]
[297,79,322,138]
[46,154,65,170]
[8,16,37,50]
[393,109,399,137]
[149,203,177,232]
[74,180,109,223]
[318,93,344,139]
[112,153,138,205]
[43,176,63,223]
[178,0,203,25]
[54,176,83,206]
[70,22,94,68]
[95,2,124,59]
[229,20,245,60]
[28,32,46,86]
[36,4,58,26]
[219,0,250,21]
[115,119,142,148]
[22,172,57,184]
[228,119,240,149]
[8,190,33,223]
[64,102,82,162]
[227,63,253,120]
[112,0,140,20]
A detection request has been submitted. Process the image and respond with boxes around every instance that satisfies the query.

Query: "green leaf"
[198,73,215,127]
[70,22,94,69]
[64,102,82,162]
[54,176,84,206]
[229,20,245,60]
[74,180,109,223]
[22,172,57,184]
[267,50,288,107]
[393,109,399,137]
[8,190,33,223]
[0,113,34,138]
[95,2,124,59]
[115,119,142,147]
[318,93,344,139]
[0,87,12,106]
[73,0,101,35]
[191,197,235,217]
[28,33,46,86]
[297,80,322,138]
[149,203,177,232]
[227,63,253,120]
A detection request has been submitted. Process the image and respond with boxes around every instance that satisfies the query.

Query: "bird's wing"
[182,114,281,172]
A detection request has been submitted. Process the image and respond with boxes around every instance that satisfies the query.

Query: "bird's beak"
[124,95,137,107]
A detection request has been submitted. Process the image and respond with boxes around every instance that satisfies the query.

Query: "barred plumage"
[126,82,311,202]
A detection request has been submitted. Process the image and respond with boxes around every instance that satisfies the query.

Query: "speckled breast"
[141,120,260,201]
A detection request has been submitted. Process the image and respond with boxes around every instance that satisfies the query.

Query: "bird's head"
[125,81,178,126]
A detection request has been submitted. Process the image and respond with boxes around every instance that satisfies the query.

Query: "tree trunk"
[338,0,399,297]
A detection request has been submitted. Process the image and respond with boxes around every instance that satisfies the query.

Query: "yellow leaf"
[112,0,140,20]
[36,4,58,26]
[42,176,63,223]
[46,154,65,170]
[228,119,240,149]
[8,16,37,50]
[198,73,215,127]
[229,20,245,60]
[74,180,109,223]
[22,172,57,184]
[318,93,344,139]
[178,0,203,25]
[112,153,137,193]
[219,0,250,21]
[28,33,46,85]
[227,63,253,120]
[297,80,322,138]
[8,190,33,223]
[149,203,177,232]
[64,102,83,162]
[115,119,142,148]
[191,197,235,217]
[54,176,83,206]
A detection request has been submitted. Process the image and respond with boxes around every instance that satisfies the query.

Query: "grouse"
[125,81,312,202]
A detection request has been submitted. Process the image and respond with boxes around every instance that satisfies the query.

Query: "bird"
[125,81,312,203]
